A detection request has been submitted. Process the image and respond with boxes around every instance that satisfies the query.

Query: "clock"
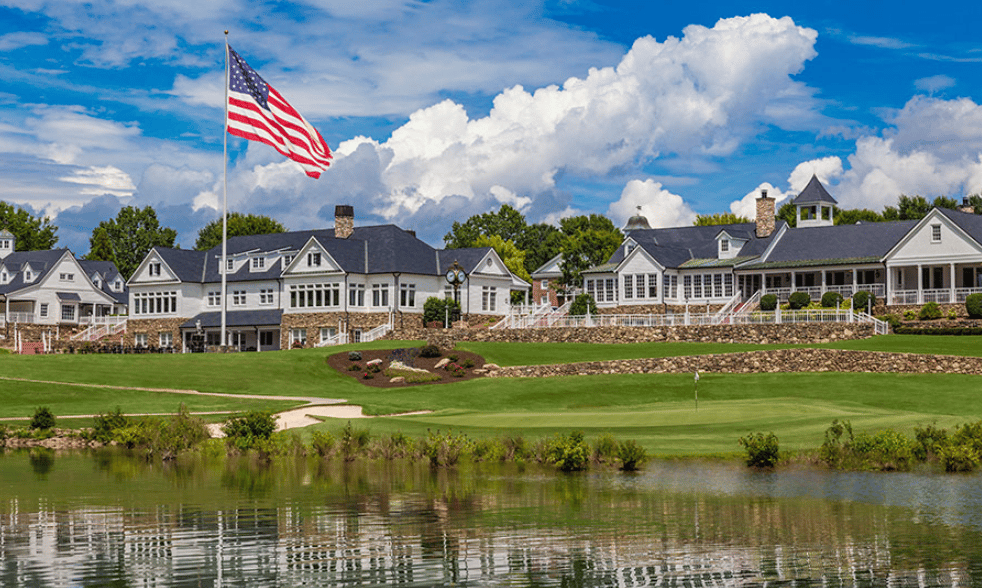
[446,269,458,283]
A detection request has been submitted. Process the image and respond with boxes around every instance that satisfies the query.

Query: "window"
[1,271,7,283]
[663,274,677,300]
[252,257,265,270]
[112,279,123,292]
[259,288,274,305]
[39,303,48,318]
[400,283,416,307]
[693,275,703,299]
[605,278,615,303]
[932,224,942,243]
[207,291,220,307]
[713,274,723,298]
[0,239,9,249]
[444,285,454,300]
[541,279,549,289]
[159,332,173,347]
[149,263,161,277]
[132,291,178,315]
[320,327,337,344]
[724,274,734,297]
[134,333,148,348]
[232,290,246,306]
[61,305,75,321]
[226,258,234,272]
[348,284,365,306]
[720,239,729,253]
[59,273,74,281]
[683,275,692,300]
[283,255,295,267]
[290,328,307,346]
[586,279,598,302]
[372,283,390,307]
[482,286,497,311]
[648,274,658,299]
[307,252,321,267]
[636,275,645,299]
[24,270,32,282]
[259,331,274,347]
[624,275,633,299]
[289,283,340,308]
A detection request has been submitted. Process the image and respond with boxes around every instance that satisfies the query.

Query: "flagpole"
[222,31,229,350]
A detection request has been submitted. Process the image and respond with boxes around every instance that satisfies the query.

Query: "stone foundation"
[388,322,873,348]
[488,348,982,378]
[126,318,190,351]
[884,303,966,318]
[2,323,84,351]
[280,312,391,348]
[596,304,725,315]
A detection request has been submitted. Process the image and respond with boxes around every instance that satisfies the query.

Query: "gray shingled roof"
[792,175,838,206]
[0,249,69,295]
[602,221,781,270]
[742,220,917,269]
[181,309,284,329]
[939,208,982,245]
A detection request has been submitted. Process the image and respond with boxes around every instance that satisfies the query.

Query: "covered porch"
[737,266,886,303]
[0,294,117,327]
[180,310,283,352]
[887,263,982,305]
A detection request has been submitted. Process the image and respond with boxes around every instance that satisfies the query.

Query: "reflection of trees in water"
[4,456,982,586]
[28,448,54,478]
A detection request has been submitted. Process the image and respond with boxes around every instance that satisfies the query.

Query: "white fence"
[71,316,128,342]
[0,312,35,326]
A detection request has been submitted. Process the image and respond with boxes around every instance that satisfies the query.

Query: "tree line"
[2,191,979,283]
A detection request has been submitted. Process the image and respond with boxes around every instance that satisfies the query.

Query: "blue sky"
[2,0,982,254]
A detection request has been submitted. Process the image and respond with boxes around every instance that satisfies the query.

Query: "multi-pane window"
[605,278,616,302]
[400,283,416,307]
[259,288,274,305]
[59,273,74,281]
[207,291,220,307]
[290,328,307,346]
[39,303,48,318]
[307,252,322,267]
[149,263,161,277]
[226,258,234,272]
[289,283,340,308]
[159,332,173,347]
[720,239,729,253]
[134,333,148,348]
[482,286,497,311]
[693,275,702,299]
[61,305,75,321]
[348,284,365,307]
[133,291,178,315]
[648,274,658,298]
[724,274,734,297]
[444,285,454,300]
[624,275,633,299]
[713,274,723,298]
[320,327,337,344]
[636,275,645,299]
[232,290,246,306]
[371,283,390,307]
[663,274,677,300]
[260,331,274,347]
[252,257,265,270]
[683,275,692,300]
[932,224,942,242]
[585,279,597,301]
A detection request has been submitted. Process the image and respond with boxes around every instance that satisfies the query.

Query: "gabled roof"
[938,207,982,244]
[741,220,917,269]
[531,253,564,278]
[603,221,781,270]
[436,247,493,275]
[0,249,70,295]
[791,175,837,206]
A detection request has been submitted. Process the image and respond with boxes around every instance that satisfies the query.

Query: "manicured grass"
[457,341,804,366]
[818,334,982,357]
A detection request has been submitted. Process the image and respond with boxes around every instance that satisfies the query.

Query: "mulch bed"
[326,347,488,388]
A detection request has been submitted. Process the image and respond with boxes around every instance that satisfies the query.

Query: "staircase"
[72,317,128,343]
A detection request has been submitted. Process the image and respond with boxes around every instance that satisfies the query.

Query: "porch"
[0,298,117,327]
[887,263,982,305]
[737,267,886,304]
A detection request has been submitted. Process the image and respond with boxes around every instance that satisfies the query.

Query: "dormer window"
[1,271,7,283]
[149,262,161,277]
[720,240,729,253]
[113,279,122,292]
[252,257,265,270]
[0,239,9,249]
[625,243,635,256]
[283,254,295,266]
[24,270,32,282]
[226,258,234,272]
[308,252,321,267]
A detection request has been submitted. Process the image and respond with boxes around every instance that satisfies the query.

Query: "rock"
[434,358,450,369]
[366,358,382,366]
[472,369,486,374]
[390,376,406,384]
[484,363,500,369]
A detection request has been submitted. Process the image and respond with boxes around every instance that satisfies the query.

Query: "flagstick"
[221,31,229,350]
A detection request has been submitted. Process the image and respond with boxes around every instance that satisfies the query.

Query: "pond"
[2,450,982,587]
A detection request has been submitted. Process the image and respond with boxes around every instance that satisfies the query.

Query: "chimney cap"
[760,188,770,199]
[335,204,354,217]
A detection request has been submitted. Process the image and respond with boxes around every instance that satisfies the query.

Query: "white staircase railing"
[72,316,128,342]
[711,290,744,324]
[314,331,349,347]
[855,312,890,335]
[492,302,555,330]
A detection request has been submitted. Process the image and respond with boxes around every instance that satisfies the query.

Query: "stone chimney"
[755,189,775,238]
[334,205,354,239]
[959,197,975,215]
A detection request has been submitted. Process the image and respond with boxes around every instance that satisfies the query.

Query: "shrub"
[460,358,475,369]
[951,420,982,454]
[149,405,210,460]
[348,351,362,361]
[423,429,469,467]
[788,291,811,310]
[903,309,917,320]
[92,407,129,443]
[419,344,442,358]
[759,294,777,311]
[339,421,371,461]
[918,301,943,320]
[422,297,460,327]
[371,432,417,460]
[311,430,335,457]
[820,291,843,308]
[223,411,277,452]
[819,420,853,467]
[29,407,56,431]
[348,363,361,371]
[470,438,506,462]
[880,314,902,332]
[938,445,980,473]
[568,293,598,316]
[617,440,646,471]
[853,291,877,312]
[851,429,916,471]
[948,308,958,319]
[502,435,529,461]
[966,293,982,319]
[913,423,949,461]
[547,431,590,472]
[737,432,779,468]
[592,432,619,464]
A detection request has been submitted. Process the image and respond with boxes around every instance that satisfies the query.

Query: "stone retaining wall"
[127,318,189,351]
[388,322,874,348]
[487,348,982,378]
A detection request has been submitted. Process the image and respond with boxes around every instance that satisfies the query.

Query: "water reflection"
[1,452,981,587]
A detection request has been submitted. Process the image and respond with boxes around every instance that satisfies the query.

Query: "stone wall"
[487,348,982,378]
[884,303,966,318]
[387,322,873,348]
[597,304,725,315]
[280,311,390,348]
[126,318,190,351]
[2,323,84,351]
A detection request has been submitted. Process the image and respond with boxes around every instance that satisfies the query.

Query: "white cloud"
[0,31,48,51]
[608,179,696,229]
[848,35,914,50]
[58,165,136,197]
[787,156,844,192]
[914,74,956,94]
[729,182,795,221]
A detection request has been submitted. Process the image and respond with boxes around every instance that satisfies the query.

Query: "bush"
[223,411,277,452]
[788,291,811,310]
[966,293,982,319]
[914,423,949,461]
[339,421,371,461]
[737,432,779,468]
[617,440,646,471]
[819,420,853,467]
[880,314,902,332]
[592,432,619,464]
[903,309,917,320]
[29,407,56,431]
[851,429,916,471]
[820,291,843,308]
[759,294,777,311]
[568,293,598,316]
[310,430,335,457]
[423,429,469,467]
[348,351,362,361]
[853,291,877,312]
[919,301,943,320]
[422,297,460,327]
[938,445,980,473]
[547,431,590,472]
[92,407,129,443]
[419,344,442,358]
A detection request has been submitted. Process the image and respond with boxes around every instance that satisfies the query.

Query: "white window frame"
[232,290,246,306]
[290,328,307,346]
[259,288,274,305]
[252,257,265,270]
[482,286,497,311]
[307,252,322,267]
[61,304,75,321]
[319,327,337,344]
[207,291,220,307]
[59,272,74,281]
[134,333,148,348]
[149,262,161,277]
[623,275,633,299]
[226,258,235,272]
[289,283,340,308]
[400,283,416,307]
[132,291,178,315]
[349,283,365,307]
[159,332,173,347]
[931,224,942,243]
[39,303,48,318]
[372,283,390,307]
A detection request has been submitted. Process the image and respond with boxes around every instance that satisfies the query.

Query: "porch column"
[950,263,957,304]
[821,269,827,295]
[852,269,857,296]
[256,326,261,352]
[917,264,923,304]
[790,271,796,293]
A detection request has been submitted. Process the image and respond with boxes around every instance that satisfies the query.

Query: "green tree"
[443,204,527,249]
[933,196,959,210]
[0,201,58,250]
[88,206,177,280]
[84,226,117,264]
[194,212,287,251]
[895,194,932,220]
[776,202,797,228]
[558,216,623,291]
[693,212,750,226]
[474,234,531,283]
[516,222,562,274]
[834,208,884,225]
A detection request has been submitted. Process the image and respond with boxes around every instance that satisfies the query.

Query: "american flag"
[226,46,332,178]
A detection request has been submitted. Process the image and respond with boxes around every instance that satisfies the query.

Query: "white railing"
[956,287,982,302]
[360,322,391,343]
[856,312,890,335]
[890,290,919,305]
[500,300,572,329]
[315,331,349,347]
[824,285,854,297]
[492,302,555,330]
[72,316,128,342]
[922,288,950,303]
[0,312,36,326]
[711,290,743,324]
[764,287,792,301]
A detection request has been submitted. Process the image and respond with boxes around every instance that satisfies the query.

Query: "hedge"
[893,326,982,336]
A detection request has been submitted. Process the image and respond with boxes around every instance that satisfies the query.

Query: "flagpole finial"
[224,30,229,35]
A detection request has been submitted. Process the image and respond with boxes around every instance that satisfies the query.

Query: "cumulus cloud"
[914,74,956,94]
[608,179,696,229]
[58,166,136,197]
[729,182,795,221]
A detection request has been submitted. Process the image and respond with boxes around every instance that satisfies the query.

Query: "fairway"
[3,335,981,456]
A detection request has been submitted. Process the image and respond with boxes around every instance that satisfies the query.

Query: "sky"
[2,0,982,255]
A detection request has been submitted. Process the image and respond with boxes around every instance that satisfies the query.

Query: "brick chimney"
[334,205,354,239]
[755,189,775,238]
[959,197,975,215]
